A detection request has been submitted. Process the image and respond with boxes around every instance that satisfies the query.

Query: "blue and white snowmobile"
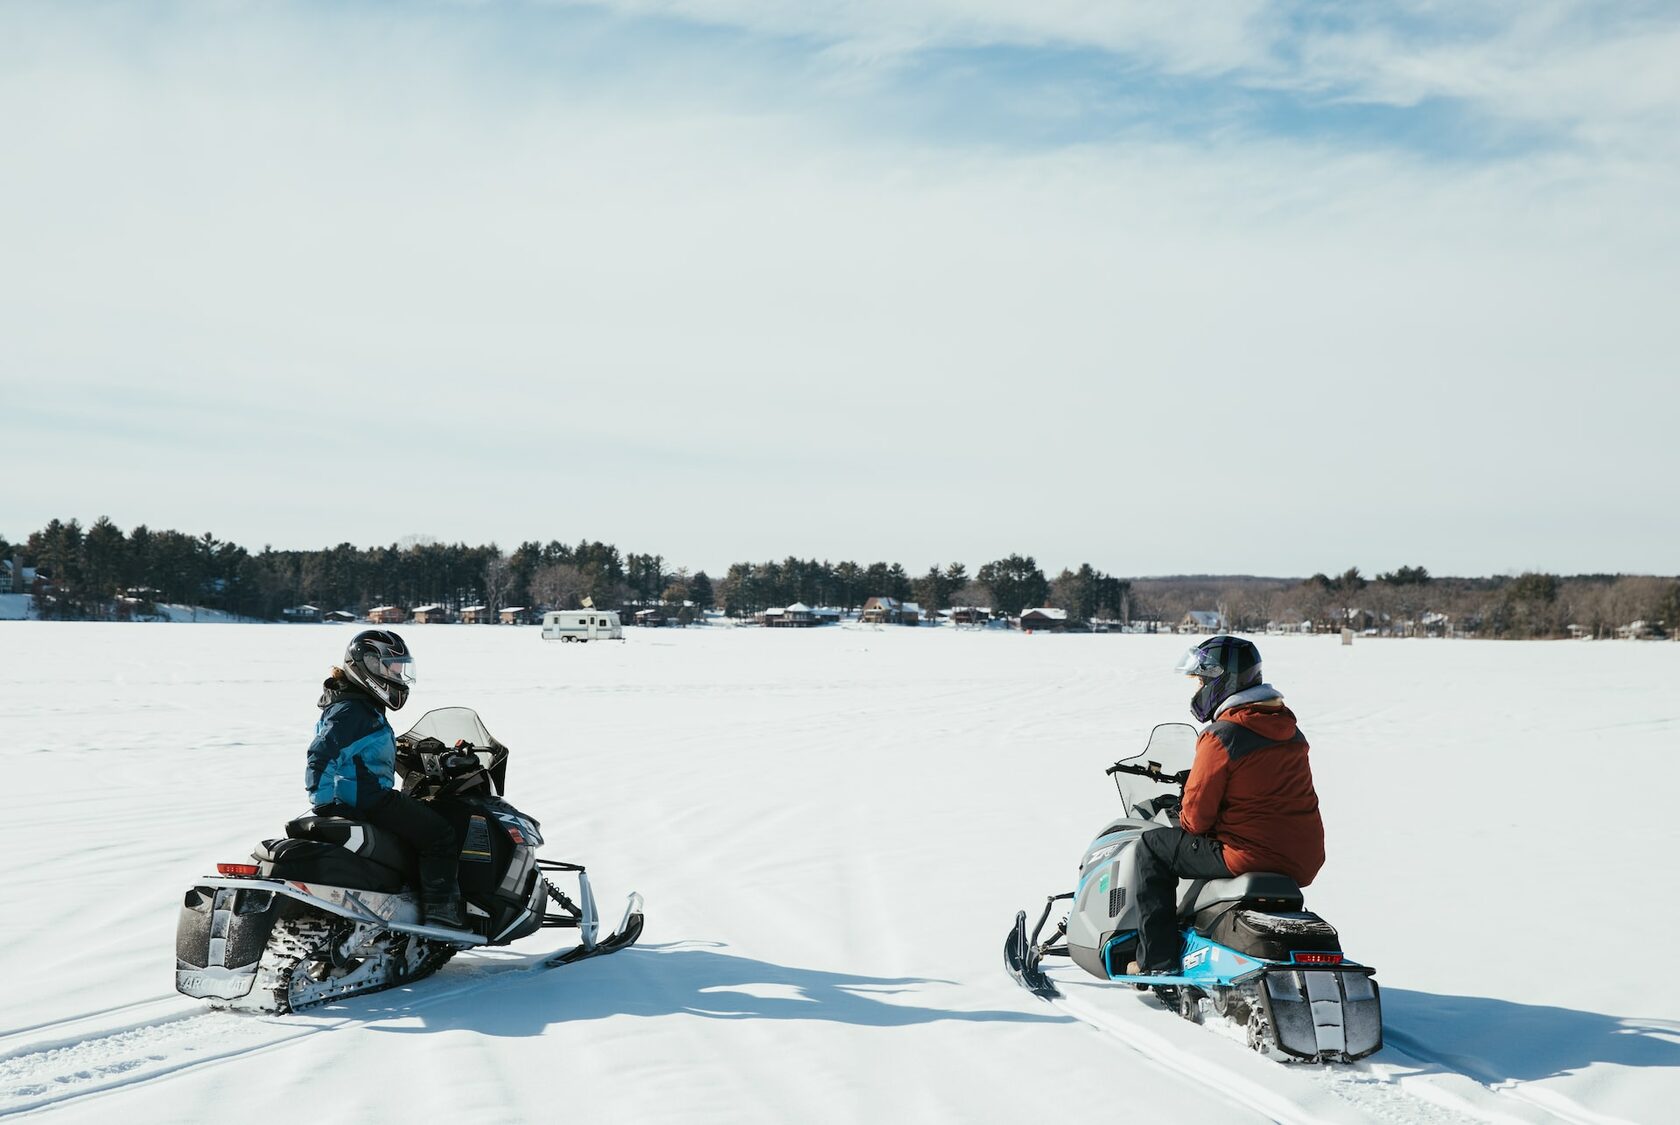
[176,706,643,1013]
[1004,722,1382,1062]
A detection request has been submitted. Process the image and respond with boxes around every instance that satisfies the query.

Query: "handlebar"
[1105,759,1191,787]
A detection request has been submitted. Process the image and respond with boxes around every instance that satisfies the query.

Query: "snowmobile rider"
[1131,635,1324,977]
[304,629,465,929]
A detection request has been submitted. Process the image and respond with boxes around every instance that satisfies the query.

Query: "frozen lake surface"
[2,622,1676,1122]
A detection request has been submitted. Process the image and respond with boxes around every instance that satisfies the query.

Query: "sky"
[2,0,1676,578]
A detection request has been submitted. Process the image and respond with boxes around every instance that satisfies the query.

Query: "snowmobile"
[1004,722,1381,1062]
[176,706,643,1013]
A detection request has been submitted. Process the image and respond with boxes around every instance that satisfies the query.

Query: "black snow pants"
[1134,826,1233,974]
[335,789,459,905]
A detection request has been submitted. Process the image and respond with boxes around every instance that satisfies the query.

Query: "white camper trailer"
[541,609,624,642]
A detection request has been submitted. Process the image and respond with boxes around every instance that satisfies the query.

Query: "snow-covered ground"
[1,623,1675,1123]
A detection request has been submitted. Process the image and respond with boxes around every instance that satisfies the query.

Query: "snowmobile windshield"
[397,706,512,794]
[1111,722,1198,818]
[400,706,500,749]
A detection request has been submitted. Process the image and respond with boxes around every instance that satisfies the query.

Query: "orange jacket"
[1179,701,1324,887]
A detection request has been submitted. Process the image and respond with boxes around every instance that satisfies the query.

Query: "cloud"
[0,2,1675,573]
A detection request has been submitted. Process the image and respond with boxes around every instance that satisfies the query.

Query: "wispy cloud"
[0,2,1675,573]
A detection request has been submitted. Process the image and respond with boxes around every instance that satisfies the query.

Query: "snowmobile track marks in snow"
[0,944,636,1119]
[1034,975,1599,1125]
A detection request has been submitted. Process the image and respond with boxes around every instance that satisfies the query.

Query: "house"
[859,596,899,624]
[499,606,539,625]
[1619,620,1666,640]
[324,610,357,623]
[367,605,408,624]
[1020,607,1069,633]
[281,604,322,623]
[459,605,494,625]
[948,606,991,626]
[1179,610,1223,633]
[411,604,452,624]
[1,560,37,595]
[763,601,821,628]
[860,596,918,625]
[634,607,666,627]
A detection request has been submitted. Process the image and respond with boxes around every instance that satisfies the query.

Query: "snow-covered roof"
[500,606,529,613]
[369,605,400,613]
[1022,607,1068,620]
[763,606,786,615]
[414,604,443,612]
[901,602,922,614]
[785,602,812,613]
[461,605,486,612]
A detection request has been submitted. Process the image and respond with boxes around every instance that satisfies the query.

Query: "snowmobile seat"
[1177,872,1304,918]
[286,815,414,877]
[254,837,407,893]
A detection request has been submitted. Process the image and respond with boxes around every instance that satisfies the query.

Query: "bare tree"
[530,563,587,610]
[483,552,513,613]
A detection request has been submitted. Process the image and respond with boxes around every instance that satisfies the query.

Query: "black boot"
[422,893,466,929]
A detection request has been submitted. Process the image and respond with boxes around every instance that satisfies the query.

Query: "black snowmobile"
[1005,722,1381,1062]
[176,706,643,1013]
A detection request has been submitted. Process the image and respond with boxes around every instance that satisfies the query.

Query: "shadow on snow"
[354,942,1071,1037]
[1382,988,1680,1082]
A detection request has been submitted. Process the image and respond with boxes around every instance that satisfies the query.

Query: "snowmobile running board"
[193,875,491,945]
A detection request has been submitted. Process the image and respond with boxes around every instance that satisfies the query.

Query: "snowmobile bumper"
[176,884,283,1000]
[1253,965,1382,1062]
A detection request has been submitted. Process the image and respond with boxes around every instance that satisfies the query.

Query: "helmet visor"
[1173,646,1224,680]
[364,652,417,685]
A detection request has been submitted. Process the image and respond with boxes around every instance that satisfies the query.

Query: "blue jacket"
[305,680,396,811]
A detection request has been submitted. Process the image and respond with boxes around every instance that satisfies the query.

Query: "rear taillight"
[1292,951,1343,965]
[217,862,260,877]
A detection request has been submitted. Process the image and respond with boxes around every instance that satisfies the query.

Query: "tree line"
[6,518,1674,639]
[4,518,1128,624]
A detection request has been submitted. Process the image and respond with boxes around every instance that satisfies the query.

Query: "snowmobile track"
[0,943,633,1119]
[1037,975,1614,1125]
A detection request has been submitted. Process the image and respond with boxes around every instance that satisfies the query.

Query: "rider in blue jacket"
[306,629,464,928]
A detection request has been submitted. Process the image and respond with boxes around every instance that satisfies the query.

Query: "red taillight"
[217,863,260,877]
[1292,952,1343,965]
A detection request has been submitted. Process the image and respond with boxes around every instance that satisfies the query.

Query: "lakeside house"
[460,605,493,625]
[861,596,920,625]
[499,606,539,625]
[1020,607,1069,633]
[1179,610,1223,633]
[281,604,322,623]
[760,601,822,627]
[367,605,407,624]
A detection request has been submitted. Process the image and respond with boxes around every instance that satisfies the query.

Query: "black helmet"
[343,629,416,711]
[1174,635,1262,723]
